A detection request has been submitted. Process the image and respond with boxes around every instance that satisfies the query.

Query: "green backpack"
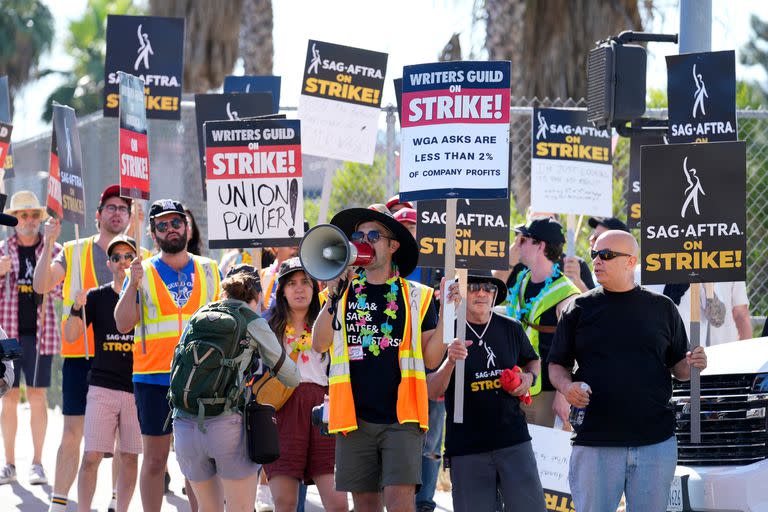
[168,300,260,429]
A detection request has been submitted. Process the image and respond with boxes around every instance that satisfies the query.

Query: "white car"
[669,337,768,512]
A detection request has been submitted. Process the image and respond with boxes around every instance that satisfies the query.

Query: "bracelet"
[70,306,83,318]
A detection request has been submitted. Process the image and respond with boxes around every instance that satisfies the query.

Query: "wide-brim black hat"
[330,204,419,277]
[468,271,507,305]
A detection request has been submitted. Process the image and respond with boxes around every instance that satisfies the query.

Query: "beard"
[157,232,188,254]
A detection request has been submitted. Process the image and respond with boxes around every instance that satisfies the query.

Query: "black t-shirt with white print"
[18,243,40,335]
[444,313,539,457]
[345,279,437,424]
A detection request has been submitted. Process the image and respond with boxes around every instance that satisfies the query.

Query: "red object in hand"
[500,367,532,405]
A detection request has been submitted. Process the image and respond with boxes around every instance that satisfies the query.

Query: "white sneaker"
[29,464,47,485]
[256,484,274,512]
[0,464,16,484]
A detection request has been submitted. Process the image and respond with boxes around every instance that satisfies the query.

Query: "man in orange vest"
[33,184,133,512]
[313,204,458,512]
[115,198,220,512]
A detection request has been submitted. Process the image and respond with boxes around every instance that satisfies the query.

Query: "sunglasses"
[155,217,185,233]
[18,211,42,220]
[591,248,633,261]
[468,282,497,293]
[109,253,135,263]
[350,230,392,244]
[519,236,539,245]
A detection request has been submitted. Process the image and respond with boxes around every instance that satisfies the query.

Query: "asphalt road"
[0,404,454,511]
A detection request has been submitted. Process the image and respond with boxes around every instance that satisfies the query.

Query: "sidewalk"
[0,404,454,511]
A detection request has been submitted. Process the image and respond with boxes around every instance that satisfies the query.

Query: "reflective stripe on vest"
[328,278,432,434]
[510,272,580,395]
[132,256,220,375]
[61,236,99,358]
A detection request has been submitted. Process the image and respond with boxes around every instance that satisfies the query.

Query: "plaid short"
[83,385,142,455]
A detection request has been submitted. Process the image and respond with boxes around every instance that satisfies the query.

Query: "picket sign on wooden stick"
[443,199,468,423]
[317,167,335,225]
[134,201,147,355]
[689,282,701,444]
[73,224,89,360]
[566,214,577,258]
[33,239,55,387]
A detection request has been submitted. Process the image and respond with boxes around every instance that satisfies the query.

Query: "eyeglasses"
[468,282,497,294]
[101,204,130,214]
[155,217,185,233]
[18,211,41,220]
[350,230,392,244]
[109,253,135,263]
[591,248,633,261]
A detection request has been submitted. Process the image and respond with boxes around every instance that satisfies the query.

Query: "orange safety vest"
[132,255,220,375]
[260,265,279,310]
[61,237,99,358]
[328,278,432,434]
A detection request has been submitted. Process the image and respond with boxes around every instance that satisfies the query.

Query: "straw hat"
[5,191,48,219]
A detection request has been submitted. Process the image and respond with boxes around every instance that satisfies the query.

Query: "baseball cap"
[385,194,413,212]
[100,184,131,208]
[514,217,565,244]
[394,207,417,225]
[149,199,185,220]
[277,257,307,282]
[588,217,630,233]
[106,235,137,256]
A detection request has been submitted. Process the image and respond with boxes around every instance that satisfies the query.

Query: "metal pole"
[679,0,712,54]
[385,106,396,199]
[680,0,711,445]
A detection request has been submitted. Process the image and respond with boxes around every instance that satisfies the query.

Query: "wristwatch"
[528,372,538,387]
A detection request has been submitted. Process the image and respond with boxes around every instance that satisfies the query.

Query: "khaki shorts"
[335,419,424,493]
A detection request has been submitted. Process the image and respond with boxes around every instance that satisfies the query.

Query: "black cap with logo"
[149,199,185,220]
[588,216,630,233]
[514,217,565,244]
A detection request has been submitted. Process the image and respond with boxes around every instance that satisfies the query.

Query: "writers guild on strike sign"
[640,141,746,285]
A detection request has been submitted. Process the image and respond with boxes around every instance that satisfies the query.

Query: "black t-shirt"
[548,286,689,447]
[523,280,558,391]
[17,243,40,336]
[445,314,538,457]
[345,279,438,424]
[506,257,595,291]
[83,284,135,392]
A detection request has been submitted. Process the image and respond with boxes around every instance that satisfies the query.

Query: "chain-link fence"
[6,98,768,315]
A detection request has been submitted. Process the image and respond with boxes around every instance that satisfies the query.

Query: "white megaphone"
[299,224,375,281]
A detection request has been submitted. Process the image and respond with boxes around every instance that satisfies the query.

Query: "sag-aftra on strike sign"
[640,141,746,285]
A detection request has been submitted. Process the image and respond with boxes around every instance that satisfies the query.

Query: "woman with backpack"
[171,270,300,512]
[263,257,348,512]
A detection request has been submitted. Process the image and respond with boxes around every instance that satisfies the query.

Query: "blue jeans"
[569,436,677,512]
[415,399,446,511]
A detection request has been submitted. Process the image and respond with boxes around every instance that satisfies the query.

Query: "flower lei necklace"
[352,266,400,356]
[285,324,312,362]
[505,263,561,321]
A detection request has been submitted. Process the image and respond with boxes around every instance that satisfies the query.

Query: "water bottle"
[569,383,591,431]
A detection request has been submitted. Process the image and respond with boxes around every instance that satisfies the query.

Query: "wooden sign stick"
[74,224,90,360]
[690,282,701,444]
[134,200,147,355]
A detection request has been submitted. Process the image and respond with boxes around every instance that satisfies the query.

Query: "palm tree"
[0,0,54,114]
[483,0,644,99]
[150,0,245,92]
[239,0,273,75]
[41,0,137,122]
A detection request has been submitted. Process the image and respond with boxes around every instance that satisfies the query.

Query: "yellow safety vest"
[132,255,220,375]
[328,278,432,434]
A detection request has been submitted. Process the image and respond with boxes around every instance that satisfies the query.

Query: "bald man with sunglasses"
[548,230,706,512]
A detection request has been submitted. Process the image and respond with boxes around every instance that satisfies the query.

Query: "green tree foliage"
[41,0,139,121]
[0,0,54,108]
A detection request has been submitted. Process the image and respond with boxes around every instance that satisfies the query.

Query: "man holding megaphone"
[307,204,458,512]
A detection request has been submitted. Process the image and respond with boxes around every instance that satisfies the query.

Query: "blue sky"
[9,0,768,140]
